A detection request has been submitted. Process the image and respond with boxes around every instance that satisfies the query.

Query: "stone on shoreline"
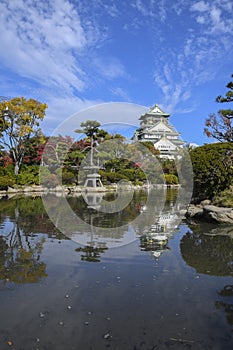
[202,205,233,224]
[186,203,233,224]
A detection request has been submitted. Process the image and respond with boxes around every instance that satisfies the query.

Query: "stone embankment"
[0,185,111,197]
[186,200,233,224]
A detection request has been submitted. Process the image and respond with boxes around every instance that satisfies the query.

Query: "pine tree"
[204,74,233,142]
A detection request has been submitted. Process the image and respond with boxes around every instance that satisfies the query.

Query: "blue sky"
[0,0,232,145]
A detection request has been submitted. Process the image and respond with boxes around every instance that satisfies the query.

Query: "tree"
[180,228,233,276]
[204,74,233,142]
[22,131,47,165]
[42,135,74,168]
[75,120,101,138]
[75,120,106,166]
[190,142,233,200]
[0,97,47,174]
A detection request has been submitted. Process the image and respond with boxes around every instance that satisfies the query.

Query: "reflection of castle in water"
[71,190,182,261]
[139,208,180,260]
[42,188,184,262]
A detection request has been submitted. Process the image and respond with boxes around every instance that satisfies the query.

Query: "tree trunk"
[14,162,20,175]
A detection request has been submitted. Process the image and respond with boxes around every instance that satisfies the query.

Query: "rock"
[185,205,203,219]
[103,332,112,340]
[203,205,233,224]
[204,226,233,238]
[200,199,211,206]
[185,204,233,224]
[7,187,20,193]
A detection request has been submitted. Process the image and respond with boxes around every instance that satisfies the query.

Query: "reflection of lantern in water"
[75,193,108,262]
[82,192,104,210]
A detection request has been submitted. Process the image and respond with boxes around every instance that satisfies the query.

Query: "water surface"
[0,191,232,350]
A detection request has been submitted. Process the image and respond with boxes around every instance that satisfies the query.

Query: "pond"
[0,189,232,350]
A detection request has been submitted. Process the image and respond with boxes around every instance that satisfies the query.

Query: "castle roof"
[139,103,170,120]
[146,120,178,134]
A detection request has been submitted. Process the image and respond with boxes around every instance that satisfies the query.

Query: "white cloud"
[157,0,167,22]
[196,15,205,24]
[132,0,152,16]
[110,87,131,101]
[44,102,148,137]
[41,96,103,135]
[190,0,233,34]
[152,0,233,115]
[190,1,209,12]
[103,2,119,17]
[0,0,112,95]
[216,0,233,12]
[210,6,221,24]
[93,57,127,80]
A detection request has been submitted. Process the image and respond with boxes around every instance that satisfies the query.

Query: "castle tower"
[133,104,184,159]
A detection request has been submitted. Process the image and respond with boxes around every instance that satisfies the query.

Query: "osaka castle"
[133,103,185,159]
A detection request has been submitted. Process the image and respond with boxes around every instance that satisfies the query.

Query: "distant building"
[133,103,185,159]
[184,142,199,149]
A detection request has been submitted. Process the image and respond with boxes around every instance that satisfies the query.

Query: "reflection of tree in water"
[67,190,149,229]
[0,196,68,239]
[0,196,54,283]
[180,226,233,276]
[216,285,233,330]
[75,243,108,263]
[0,236,47,283]
[181,224,233,331]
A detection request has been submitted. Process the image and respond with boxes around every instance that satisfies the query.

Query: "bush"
[213,186,233,207]
[16,166,40,185]
[39,166,51,184]
[62,169,77,185]
[42,174,60,188]
[0,176,15,190]
[99,170,128,184]
[0,164,15,177]
[164,174,179,185]
[190,142,233,200]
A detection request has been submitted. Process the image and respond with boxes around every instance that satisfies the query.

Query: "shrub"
[0,176,15,190]
[42,174,60,188]
[62,169,77,185]
[213,186,233,207]
[39,166,51,184]
[0,164,15,177]
[190,142,233,200]
[16,166,40,185]
[164,174,179,185]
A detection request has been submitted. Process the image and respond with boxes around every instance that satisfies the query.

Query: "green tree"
[75,120,100,166]
[190,142,233,200]
[75,120,109,140]
[0,97,47,175]
[42,135,73,169]
[75,120,108,167]
[204,74,233,142]
[22,131,47,165]
[180,227,233,276]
